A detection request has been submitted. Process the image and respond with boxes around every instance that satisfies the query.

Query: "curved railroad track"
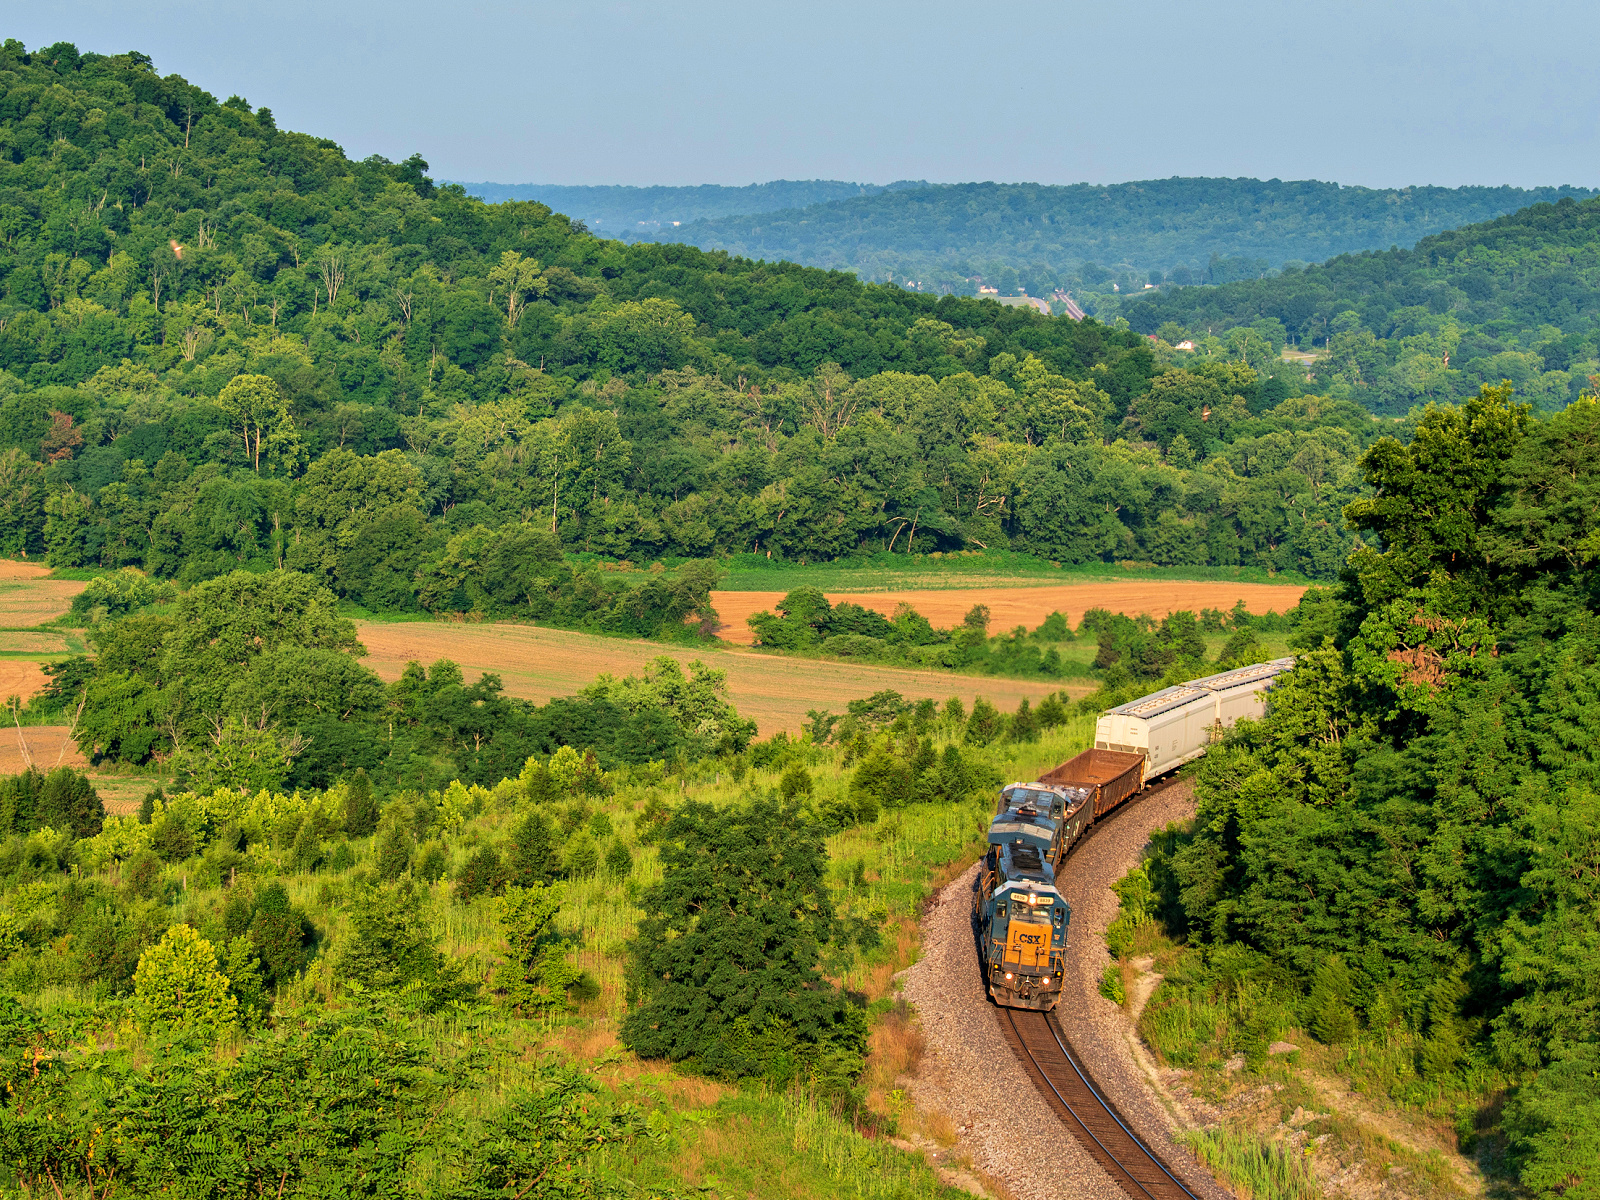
[988,772,1201,1200]
[998,1008,1197,1200]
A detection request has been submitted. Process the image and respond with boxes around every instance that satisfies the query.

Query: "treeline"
[0,39,1388,583]
[1129,196,1600,415]
[653,178,1593,299]
[39,567,752,791]
[1136,386,1600,1194]
[746,586,1292,680]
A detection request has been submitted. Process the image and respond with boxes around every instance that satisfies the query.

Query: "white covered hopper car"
[1094,658,1296,782]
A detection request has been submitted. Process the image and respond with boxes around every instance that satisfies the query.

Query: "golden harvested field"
[356,621,1083,737]
[0,566,84,628]
[0,560,51,581]
[710,580,1308,646]
[0,660,50,703]
[0,725,87,775]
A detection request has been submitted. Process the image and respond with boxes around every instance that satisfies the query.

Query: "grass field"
[711,580,1309,646]
[716,550,1317,593]
[356,620,1086,735]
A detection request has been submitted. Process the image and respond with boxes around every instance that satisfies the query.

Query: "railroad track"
[990,775,1200,1199]
[998,1007,1198,1200]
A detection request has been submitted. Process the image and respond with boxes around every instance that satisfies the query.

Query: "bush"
[497,883,582,1012]
[132,923,238,1037]
[779,764,813,801]
[248,883,313,988]
[333,881,469,1010]
[342,769,379,836]
[622,797,867,1084]
[507,812,559,885]
[414,841,450,883]
[373,821,414,881]
[564,831,599,880]
[454,846,507,903]
[604,838,633,878]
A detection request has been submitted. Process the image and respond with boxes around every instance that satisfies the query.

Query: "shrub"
[454,845,506,903]
[333,881,469,1010]
[507,812,559,885]
[132,924,238,1037]
[497,883,582,1011]
[622,797,867,1084]
[414,840,450,883]
[604,838,633,878]
[564,831,598,880]
[342,769,379,836]
[248,883,313,988]
[373,821,413,881]
[779,764,813,801]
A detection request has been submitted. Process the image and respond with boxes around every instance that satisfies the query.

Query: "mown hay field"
[710,580,1309,646]
[0,660,49,703]
[0,574,84,628]
[356,621,1084,737]
[0,725,88,775]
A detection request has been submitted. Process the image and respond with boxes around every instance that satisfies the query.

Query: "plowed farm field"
[356,621,1086,737]
[710,580,1308,645]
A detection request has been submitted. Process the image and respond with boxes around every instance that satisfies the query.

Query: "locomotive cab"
[976,840,1069,1011]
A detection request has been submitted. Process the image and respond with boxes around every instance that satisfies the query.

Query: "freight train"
[976,658,1295,1011]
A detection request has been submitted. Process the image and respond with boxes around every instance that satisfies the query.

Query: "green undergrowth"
[1179,1126,1323,1200]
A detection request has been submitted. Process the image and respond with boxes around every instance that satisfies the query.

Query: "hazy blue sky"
[12,0,1598,189]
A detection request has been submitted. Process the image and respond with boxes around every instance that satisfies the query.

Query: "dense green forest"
[453,179,928,236]
[652,179,1593,299]
[1128,196,1600,414]
[0,39,1390,593]
[1135,386,1600,1193]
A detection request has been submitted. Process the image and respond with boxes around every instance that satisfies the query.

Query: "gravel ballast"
[901,779,1231,1200]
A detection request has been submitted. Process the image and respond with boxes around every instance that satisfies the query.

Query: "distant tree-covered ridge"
[1128,195,1600,414]
[0,38,1400,581]
[449,179,930,235]
[648,178,1594,299]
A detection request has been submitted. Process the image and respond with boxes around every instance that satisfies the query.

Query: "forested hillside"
[652,178,1593,298]
[0,39,1380,596]
[1128,196,1600,414]
[1137,386,1600,1193]
[452,179,929,236]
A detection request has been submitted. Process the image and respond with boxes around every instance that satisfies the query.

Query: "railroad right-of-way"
[901,777,1232,1200]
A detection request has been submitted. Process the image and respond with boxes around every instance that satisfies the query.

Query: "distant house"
[1175,340,1196,351]
[978,284,999,294]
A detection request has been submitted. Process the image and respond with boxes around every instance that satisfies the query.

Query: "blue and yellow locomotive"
[975,787,1079,1011]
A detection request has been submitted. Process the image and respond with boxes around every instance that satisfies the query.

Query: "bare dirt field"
[0,660,50,703]
[356,621,1084,737]
[711,581,1308,646]
[0,725,88,775]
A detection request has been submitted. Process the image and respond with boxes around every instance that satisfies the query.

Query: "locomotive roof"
[989,813,1056,844]
[1184,657,1296,693]
[998,839,1057,887]
[1105,684,1211,719]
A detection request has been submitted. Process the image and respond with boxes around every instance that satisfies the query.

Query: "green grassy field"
[713,550,1319,593]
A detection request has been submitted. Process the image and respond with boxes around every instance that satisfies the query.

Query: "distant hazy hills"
[449,179,929,235]
[457,177,1596,298]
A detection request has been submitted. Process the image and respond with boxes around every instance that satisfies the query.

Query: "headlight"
[1004,972,1013,980]
[1042,977,1051,985]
